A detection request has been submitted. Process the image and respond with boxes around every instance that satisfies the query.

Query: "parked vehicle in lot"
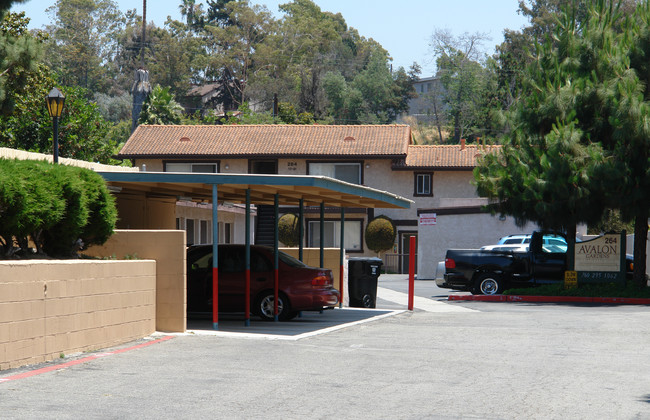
[438,232,634,295]
[187,245,340,321]
[497,233,568,247]
[480,244,529,252]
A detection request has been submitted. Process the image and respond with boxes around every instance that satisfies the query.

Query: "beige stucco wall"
[115,193,176,230]
[85,230,186,333]
[0,259,156,371]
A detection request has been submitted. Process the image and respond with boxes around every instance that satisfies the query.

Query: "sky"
[11,0,530,76]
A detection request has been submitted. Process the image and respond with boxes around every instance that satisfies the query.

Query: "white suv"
[496,234,569,253]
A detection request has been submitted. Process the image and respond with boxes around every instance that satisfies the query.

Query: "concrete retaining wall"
[0,260,156,370]
[85,230,186,333]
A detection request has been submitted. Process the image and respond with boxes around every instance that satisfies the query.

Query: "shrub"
[365,215,396,253]
[278,213,300,247]
[0,159,117,258]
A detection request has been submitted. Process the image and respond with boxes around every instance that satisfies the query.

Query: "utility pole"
[141,0,146,68]
[131,0,151,133]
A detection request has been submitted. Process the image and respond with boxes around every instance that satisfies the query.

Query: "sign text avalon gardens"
[573,233,625,284]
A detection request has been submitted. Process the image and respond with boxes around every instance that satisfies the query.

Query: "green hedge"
[0,159,117,258]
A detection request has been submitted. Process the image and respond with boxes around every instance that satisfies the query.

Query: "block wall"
[85,230,186,332]
[0,260,156,371]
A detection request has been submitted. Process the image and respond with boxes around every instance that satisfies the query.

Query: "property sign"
[419,213,437,226]
[574,233,625,284]
[575,234,621,272]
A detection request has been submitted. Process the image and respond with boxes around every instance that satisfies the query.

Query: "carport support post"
[339,207,345,308]
[408,235,415,311]
[274,193,279,322]
[245,189,251,327]
[298,199,304,262]
[212,184,219,330]
[320,202,325,268]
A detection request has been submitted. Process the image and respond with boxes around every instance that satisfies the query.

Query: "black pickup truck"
[438,231,632,295]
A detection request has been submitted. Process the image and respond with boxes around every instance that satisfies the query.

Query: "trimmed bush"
[0,158,117,258]
[365,215,396,253]
[278,213,300,247]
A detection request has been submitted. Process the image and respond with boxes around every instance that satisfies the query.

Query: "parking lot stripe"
[0,336,174,384]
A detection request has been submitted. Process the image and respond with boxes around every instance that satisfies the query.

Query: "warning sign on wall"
[419,213,437,225]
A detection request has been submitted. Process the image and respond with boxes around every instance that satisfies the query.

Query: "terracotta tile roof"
[118,124,412,159]
[392,144,501,170]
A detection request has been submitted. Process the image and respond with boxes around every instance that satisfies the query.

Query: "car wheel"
[255,291,292,321]
[473,273,503,295]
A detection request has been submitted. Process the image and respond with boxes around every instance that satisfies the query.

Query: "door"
[400,232,418,274]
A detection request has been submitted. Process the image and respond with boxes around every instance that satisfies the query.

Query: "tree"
[0,11,42,115]
[429,30,493,142]
[201,0,274,109]
[138,84,184,125]
[44,0,125,94]
[476,0,649,285]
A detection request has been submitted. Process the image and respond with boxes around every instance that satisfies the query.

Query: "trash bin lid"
[348,257,383,263]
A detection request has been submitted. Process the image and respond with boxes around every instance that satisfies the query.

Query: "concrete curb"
[448,294,650,305]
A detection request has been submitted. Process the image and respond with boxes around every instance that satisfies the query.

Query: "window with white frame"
[414,172,433,197]
[308,162,361,184]
[308,220,362,252]
[165,162,218,173]
[218,222,233,244]
[177,217,212,245]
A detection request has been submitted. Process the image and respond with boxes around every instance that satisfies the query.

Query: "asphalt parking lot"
[3,275,650,419]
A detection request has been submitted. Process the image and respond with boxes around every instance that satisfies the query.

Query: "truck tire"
[473,273,503,295]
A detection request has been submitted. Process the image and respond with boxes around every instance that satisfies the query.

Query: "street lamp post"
[45,88,65,163]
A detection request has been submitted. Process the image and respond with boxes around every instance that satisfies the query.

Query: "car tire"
[254,291,292,321]
[473,273,503,295]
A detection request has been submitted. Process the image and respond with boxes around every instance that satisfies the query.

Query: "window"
[308,162,361,184]
[414,172,433,197]
[308,220,362,252]
[186,219,195,245]
[218,222,233,244]
[165,162,218,173]
[178,218,211,245]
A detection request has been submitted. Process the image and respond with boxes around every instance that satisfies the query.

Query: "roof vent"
[179,136,190,142]
[344,136,355,141]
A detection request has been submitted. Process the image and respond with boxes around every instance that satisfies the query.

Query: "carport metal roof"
[97,171,412,209]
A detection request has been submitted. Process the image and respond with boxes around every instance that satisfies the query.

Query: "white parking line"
[377,287,478,313]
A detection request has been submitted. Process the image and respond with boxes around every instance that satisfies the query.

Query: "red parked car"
[187,244,340,321]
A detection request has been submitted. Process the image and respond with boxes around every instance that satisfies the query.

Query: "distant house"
[117,124,531,277]
[181,83,226,117]
[181,83,266,117]
[399,76,445,123]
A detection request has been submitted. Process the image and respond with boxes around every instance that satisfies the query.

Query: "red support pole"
[212,267,219,328]
[339,264,344,308]
[408,235,415,311]
[245,268,250,326]
[274,268,279,319]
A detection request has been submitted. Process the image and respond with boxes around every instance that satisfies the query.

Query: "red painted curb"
[0,335,174,384]
[448,295,650,305]
[448,294,506,302]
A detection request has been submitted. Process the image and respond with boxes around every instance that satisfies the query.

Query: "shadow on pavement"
[186,307,401,339]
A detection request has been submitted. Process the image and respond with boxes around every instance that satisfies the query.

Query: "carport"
[98,171,412,329]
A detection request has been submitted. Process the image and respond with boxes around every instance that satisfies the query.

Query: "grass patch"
[504,283,650,299]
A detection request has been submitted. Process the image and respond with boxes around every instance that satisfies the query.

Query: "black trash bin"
[348,257,383,308]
